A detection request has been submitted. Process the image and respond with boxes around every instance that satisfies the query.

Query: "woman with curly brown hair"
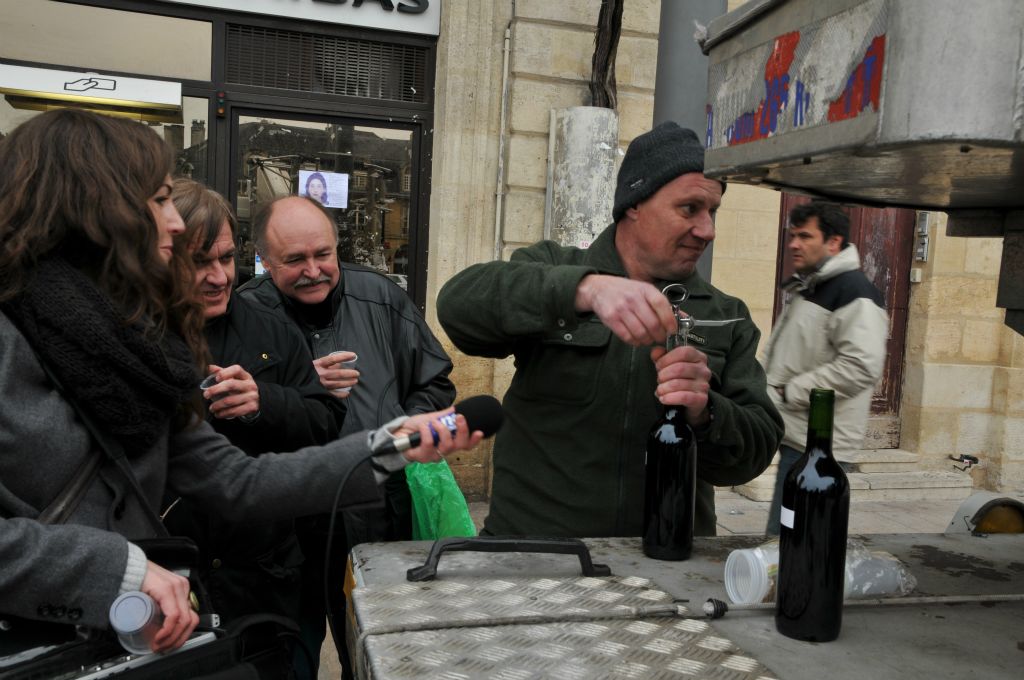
[0,109,480,660]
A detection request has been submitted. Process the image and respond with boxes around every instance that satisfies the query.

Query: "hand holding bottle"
[650,344,712,425]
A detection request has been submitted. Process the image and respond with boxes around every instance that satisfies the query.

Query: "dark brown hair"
[172,177,237,253]
[0,109,206,364]
[789,201,851,249]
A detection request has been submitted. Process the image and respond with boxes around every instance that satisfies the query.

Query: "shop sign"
[161,0,440,36]
[0,64,180,111]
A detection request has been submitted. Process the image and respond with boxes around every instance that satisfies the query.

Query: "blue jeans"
[766,444,803,535]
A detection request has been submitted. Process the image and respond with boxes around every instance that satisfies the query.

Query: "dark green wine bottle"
[775,388,850,641]
[642,404,697,560]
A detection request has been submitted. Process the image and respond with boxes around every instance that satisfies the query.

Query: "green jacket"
[437,225,783,538]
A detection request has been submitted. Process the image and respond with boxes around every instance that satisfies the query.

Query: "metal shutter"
[225,24,428,104]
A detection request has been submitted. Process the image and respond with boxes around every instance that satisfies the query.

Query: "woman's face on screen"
[307,178,326,203]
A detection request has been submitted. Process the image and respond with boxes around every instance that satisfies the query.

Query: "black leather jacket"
[201,295,345,454]
[238,263,456,545]
[163,294,345,623]
[238,264,455,436]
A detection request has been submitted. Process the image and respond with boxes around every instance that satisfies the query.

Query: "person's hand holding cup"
[200,364,260,421]
[313,350,359,398]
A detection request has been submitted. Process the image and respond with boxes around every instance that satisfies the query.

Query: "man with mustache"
[238,195,455,679]
[437,122,783,539]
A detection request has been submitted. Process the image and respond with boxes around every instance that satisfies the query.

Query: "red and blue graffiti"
[717,29,887,147]
[828,35,886,122]
[726,31,800,146]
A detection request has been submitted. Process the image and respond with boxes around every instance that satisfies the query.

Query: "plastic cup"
[724,542,779,604]
[724,539,917,604]
[844,543,918,598]
[200,373,234,419]
[199,373,220,397]
[109,591,163,655]
[327,351,358,394]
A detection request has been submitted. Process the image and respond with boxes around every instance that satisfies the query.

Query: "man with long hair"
[164,178,346,643]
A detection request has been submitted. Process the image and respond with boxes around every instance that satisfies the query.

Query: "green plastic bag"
[406,460,477,540]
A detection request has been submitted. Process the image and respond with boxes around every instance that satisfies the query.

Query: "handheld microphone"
[378,395,504,454]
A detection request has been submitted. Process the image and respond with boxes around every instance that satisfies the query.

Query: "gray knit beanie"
[612,121,709,222]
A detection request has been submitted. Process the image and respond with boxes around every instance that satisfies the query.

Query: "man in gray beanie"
[438,121,782,539]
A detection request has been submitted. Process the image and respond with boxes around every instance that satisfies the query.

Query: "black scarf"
[3,258,199,454]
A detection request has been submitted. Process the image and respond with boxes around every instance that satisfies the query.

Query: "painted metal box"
[701,0,1024,210]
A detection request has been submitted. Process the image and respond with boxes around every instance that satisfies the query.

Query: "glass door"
[232,111,415,295]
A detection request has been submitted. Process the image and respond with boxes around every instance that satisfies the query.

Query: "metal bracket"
[914,212,931,261]
[950,454,980,472]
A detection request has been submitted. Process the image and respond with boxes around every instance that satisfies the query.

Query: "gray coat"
[0,312,382,630]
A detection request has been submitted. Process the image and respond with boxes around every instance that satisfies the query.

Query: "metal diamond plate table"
[347,535,1024,680]
[350,555,777,679]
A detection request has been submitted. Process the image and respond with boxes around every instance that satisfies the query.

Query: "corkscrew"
[661,283,744,349]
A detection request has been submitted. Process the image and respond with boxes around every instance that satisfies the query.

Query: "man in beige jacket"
[762,201,888,534]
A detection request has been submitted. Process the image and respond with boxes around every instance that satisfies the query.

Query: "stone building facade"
[428,0,1020,502]
[1,0,1017,501]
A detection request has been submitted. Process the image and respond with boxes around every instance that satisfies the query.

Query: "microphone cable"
[320,396,504,667]
[322,443,376,668]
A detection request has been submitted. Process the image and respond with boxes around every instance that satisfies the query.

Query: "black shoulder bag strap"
[36,449,103,525]
[30,349,169,537]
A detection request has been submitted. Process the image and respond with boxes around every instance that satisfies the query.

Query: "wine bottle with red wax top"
[775,388,850,641]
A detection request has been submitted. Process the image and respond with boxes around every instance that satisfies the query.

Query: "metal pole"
[653,0,727,281]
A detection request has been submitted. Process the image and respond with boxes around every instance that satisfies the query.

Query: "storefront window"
[0,95,209,186]
[234,114,414,290]
[161,97,210,185]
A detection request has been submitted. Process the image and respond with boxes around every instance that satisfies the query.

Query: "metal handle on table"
[406,536,613,582]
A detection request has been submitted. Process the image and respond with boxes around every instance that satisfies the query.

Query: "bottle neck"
[806,389,835,455]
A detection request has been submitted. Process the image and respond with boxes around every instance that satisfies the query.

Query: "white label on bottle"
[780,506,795,529]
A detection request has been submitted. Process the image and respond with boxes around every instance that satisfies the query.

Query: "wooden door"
[774,194,914,448]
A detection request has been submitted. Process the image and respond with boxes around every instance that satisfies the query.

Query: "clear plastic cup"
[327,351,358,394]
[724,538,917,604]
[200,373,235,419]
[199,373,225,398]
[844,541,918,598]
[724,541,779,604]
[109,591,163,655]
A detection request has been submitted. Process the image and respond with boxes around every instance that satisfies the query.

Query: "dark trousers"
[292,471,412,680]
[292,518,352,680]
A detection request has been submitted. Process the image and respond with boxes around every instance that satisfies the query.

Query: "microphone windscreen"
[453,395,504,438]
